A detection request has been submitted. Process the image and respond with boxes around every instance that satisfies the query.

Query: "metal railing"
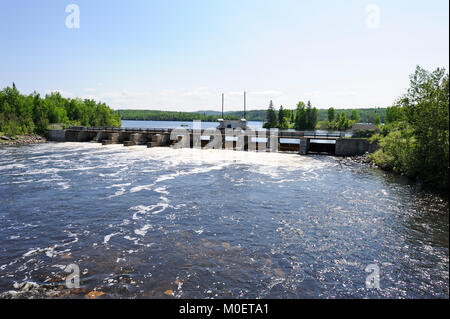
[303,131,345,138]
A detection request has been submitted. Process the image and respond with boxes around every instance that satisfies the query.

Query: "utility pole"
[222,93,224,118]
[244,91,246,119]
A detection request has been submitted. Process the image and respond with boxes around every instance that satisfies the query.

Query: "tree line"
[319,108,381,131]
[117,109,239,122]
[368,66,449,193]
[0,83,121,136]
[119,107,386,124]
[263,100,383,131]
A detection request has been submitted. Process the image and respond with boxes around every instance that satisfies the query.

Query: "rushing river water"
[0,142,448,298]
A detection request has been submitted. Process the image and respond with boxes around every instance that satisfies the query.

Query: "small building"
[216,119,249,130]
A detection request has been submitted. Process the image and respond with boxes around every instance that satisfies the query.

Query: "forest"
[116,109,239,122]
[262,101,383,131]
[118,106,386,125]
[0,84,121,136]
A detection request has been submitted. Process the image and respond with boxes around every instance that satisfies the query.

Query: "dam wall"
[335,138,378,156]
[46,129,66,142]
[47,128,378,157]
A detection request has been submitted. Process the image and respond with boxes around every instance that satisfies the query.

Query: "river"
[0,135,448,298]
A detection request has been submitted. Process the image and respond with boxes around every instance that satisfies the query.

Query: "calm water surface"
[121,120,263,130]
[0,142,448,298]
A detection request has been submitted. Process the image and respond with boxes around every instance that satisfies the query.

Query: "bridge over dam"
[47,126,378,156]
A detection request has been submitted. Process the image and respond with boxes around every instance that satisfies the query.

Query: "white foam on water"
[129,198,170,219]
[129,205,154,220]
[56,182,70,190]
[173,204,187,210]
[77,144,326,171]
[155,164,229,183]
[23,248,40,257]
[0,163,27,170]
[106,183,132,198]
[33,177,65,183]
[22,167,61,175]
[135,224,152,237]
[106,183,132,189]
[151,202,169,215]
[31,142,332,186]
[104,232,120,244]
[107,189,126,198]
[154,187,169,195]
[52,264,67,270]
[130,184,155,193]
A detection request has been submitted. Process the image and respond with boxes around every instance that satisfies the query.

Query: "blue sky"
[0,0,448,111]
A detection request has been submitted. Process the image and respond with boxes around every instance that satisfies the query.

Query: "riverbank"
[0,134,46,146]
[338,152,378,168]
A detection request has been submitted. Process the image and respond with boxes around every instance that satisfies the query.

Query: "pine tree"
[305,101,318,130]
[278,105,284,126]
[264,100,278,128]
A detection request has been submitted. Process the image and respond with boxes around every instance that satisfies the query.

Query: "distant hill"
[118,108,387,123]
[196,110,222,116]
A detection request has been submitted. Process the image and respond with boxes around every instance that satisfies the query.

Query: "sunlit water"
[0,142,448,298]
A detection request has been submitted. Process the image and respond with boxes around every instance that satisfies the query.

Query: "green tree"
[0,84,120,136]
[304,101,318,130]
[350,109,360,122]
[335,112,352,130]
[386,105,403,123]
[328,107,335,122]
[294,101,307,130]
[369,66,449,192]
[263,100,278,128]
[374,114,381,125]
[305,101,312,129]
[310,107,318,130]
[277,105,290,129]
[278,105,285,126]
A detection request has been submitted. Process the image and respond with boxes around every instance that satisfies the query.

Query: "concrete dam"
[47,125,378,157]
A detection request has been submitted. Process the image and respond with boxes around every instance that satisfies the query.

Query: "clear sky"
[0,0,448,111]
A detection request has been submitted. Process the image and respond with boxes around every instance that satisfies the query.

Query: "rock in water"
[164,289,173,296]
[85,290,105,299]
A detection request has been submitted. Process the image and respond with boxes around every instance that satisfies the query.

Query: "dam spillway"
[47,126,378,156]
